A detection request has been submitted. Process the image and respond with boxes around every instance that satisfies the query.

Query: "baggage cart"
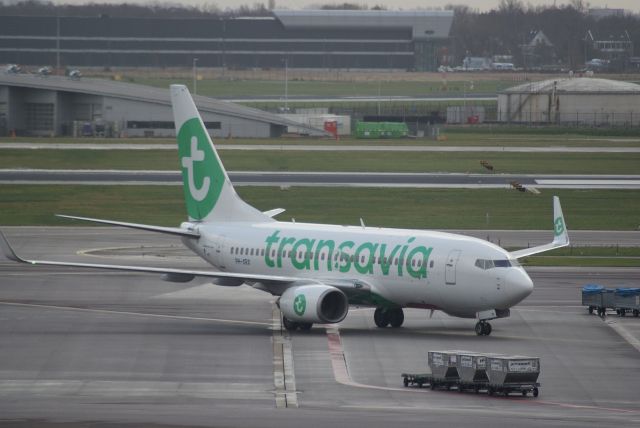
[582,285,616,316]
[427,350,460,390]
[401,373,431,388]
[581,284,604,314]
[614,288,640,317]
[454,351,490,393]
[486,355,540,397]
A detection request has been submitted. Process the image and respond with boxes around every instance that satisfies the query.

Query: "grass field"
[3,130,640,147]
[127,77,511,98]
[1,148,639,174]
[1,186,638,230]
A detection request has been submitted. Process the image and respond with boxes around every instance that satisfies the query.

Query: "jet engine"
[279,284,348,324]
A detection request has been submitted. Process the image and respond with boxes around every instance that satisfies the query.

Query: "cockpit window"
[475,259,511,270]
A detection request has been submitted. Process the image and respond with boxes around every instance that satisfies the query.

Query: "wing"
[0,231,370,297]
[509,196,570,259]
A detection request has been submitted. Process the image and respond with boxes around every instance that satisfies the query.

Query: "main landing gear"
[282,316,312,332]
[475,321,492,336]
[374,307,404,328]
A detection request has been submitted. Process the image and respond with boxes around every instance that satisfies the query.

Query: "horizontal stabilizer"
[56,215,200,238]
[263,208,286,218]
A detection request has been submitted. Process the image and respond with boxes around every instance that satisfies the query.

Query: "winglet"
[551,195,569,246]
[0,231,27,263]
[509,196,570,259]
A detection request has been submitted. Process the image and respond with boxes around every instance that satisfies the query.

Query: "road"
[0,228,639,427]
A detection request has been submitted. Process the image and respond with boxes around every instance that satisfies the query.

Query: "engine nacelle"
[279,284,348,324]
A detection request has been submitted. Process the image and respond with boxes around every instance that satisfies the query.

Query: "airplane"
[0,84,570,336]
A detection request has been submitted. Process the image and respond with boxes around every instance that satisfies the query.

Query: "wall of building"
[0,14,451,71]
[498,92,640,125]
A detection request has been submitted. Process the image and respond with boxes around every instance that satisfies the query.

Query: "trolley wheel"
[533,387,539,398]
[588,306,594,314]
[522,390,528,397]
[403,377,409,387]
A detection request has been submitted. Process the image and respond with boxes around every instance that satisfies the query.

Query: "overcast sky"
[53,1,640,13]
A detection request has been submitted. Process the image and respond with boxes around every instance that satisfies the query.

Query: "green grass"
[520,246,640,267]
[3,131,640,147]
[129,78,510,98]
[1,148,639,174]
[1,186,638,230]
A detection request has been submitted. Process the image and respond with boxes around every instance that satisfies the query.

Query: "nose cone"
[507,268,534,305]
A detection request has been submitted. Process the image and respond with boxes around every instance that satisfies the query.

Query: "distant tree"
[317,3,368,10]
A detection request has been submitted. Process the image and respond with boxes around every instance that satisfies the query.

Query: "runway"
[3,169,640,189]
[0,228,639,427]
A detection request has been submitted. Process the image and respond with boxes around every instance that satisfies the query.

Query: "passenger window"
[394,258,398,266]
[429,260,434,268]
[240,248,244,256]
[261,249,265,256]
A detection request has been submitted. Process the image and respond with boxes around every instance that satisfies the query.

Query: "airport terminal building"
[0,10,453,72]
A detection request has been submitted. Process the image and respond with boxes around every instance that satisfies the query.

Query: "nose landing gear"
[374,307,404,328]
[475,321,492,336]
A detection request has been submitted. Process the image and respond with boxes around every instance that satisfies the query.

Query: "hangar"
[497,77,640,126]
[0,73,308,138]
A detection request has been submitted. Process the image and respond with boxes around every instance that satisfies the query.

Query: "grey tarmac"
[2,169,640,189]
[0,228,638,427]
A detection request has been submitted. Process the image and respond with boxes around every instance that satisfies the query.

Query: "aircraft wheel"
[298,322,313,331]
[475,322,483,336]
[475,321,492,336]
[282,316,298,331]
[483,322,492,336]
[374,307,390,328]
[389,308,404,328]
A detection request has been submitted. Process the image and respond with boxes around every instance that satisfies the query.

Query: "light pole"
[284,57,289,111]
[193,58,198,95]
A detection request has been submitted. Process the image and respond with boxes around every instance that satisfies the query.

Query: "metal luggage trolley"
[427,350,460,390]
[485,355,540,397]
[582,285,616,316]
[614,288,640,317]
[454,351,491,393]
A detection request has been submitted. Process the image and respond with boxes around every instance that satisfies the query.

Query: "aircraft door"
[213,237,227,270]
[445,249,461,285]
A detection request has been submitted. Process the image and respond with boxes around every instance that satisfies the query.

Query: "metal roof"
[273,9,453,39]
[501,77,640,94]
[0,73,314,131]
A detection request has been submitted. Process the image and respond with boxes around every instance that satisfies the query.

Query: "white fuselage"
[183,221,534,318]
